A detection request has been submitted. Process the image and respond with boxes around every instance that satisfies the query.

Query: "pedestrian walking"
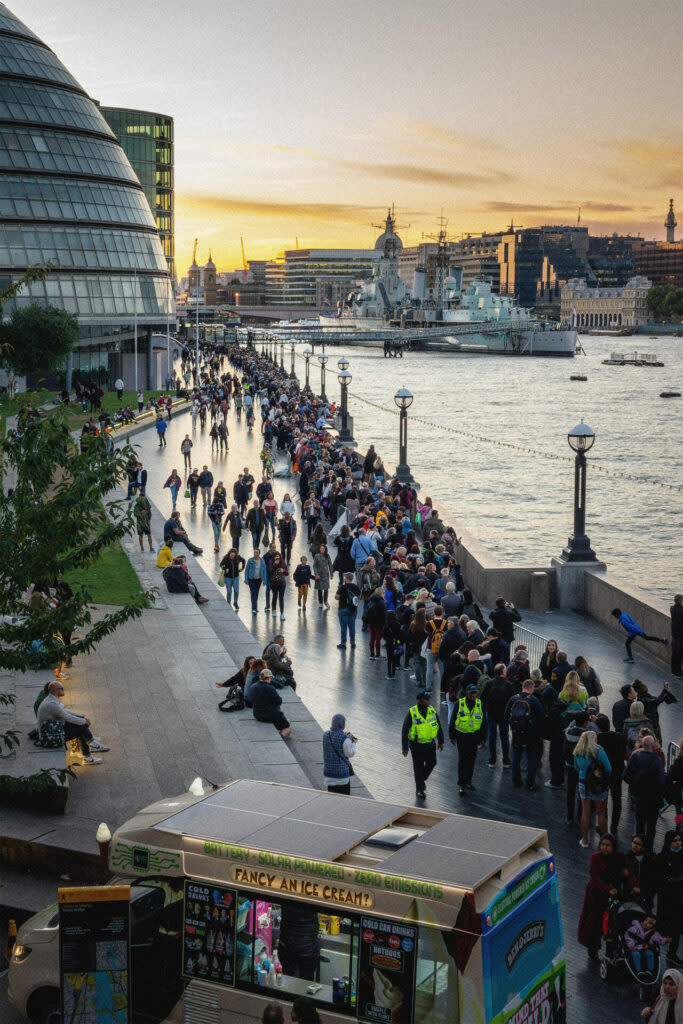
[504,679,544,791]
[481,663,513,768]
[293,556,311,610]
[322,714,357,795]
[223,503,243,549]
[573,730,611,848]
[336,572,360,649]
[401,690,444,800]
[163,468,182,509]
[188,467,200,508]
[595,714,626,832]
[449,683,486,797]
[209,422,219,451]
[220,548,245,609]
[198,465,213,505]
[246,500,265,549]
[312,544,332,608]
[180,434,193,473]
[366,587,388,661]
[114,376,124,401]
[278,511,297,564]
[245,548,268,614]
[136,388,144,412]
[623,735,666,852]
[155,416,167,447]
[268,553,289,620]
[611,607,667,663]
[207,497,225,551]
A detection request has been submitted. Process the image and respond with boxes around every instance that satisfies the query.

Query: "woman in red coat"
[578,833,635,957]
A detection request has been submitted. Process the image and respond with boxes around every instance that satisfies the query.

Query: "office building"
[498,226,593,313]
[0,2,173,386]
[265,248,379,307]
[100,106,174,280]
[561,276,651,328]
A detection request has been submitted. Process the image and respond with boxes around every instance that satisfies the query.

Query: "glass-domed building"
[0,2,174,385]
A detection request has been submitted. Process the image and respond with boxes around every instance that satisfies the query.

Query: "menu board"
[183,880,236,986]
[59,885,130,1024]
[357,916,417,1024]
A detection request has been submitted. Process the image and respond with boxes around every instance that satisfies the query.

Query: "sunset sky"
[15,0,681,275]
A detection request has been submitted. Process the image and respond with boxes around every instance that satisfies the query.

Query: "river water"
[290,332,681,601]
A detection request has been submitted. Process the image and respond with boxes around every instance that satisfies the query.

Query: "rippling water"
[292,332,682,601]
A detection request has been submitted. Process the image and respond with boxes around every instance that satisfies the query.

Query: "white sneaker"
[280,614,285,620]
[81,755,103,765]
[90,742,110,752]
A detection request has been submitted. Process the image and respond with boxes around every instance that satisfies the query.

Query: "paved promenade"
[1,385,680,1023]
[128,390,680,1024]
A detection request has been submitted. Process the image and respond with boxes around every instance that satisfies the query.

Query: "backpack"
[584,757,608,797]
[39,719,65,748]
[427,619,447,655]
[509,697,532,748]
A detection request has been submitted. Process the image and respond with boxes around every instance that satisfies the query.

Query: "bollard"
[530,572,551,613]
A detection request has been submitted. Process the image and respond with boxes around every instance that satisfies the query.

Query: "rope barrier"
[252,342,681,495]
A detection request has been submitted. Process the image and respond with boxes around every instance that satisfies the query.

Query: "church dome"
[374,207,403,254]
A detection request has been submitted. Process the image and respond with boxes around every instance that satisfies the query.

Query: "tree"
[0,415,152,801]
[0,302,78,397]
[646,284,683,321]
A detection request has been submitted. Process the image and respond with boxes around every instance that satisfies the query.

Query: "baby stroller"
[598,898,664,1002]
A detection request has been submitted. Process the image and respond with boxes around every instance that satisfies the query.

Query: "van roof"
[150,779,546,892]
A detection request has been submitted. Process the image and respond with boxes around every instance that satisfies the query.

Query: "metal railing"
[513,624,548,671]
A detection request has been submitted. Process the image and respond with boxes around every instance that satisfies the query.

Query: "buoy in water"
[660,390,681,398]
[570,374,588,381]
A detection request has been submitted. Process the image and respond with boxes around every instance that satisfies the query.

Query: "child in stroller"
[600,898,667,999]
[625,912,670,979]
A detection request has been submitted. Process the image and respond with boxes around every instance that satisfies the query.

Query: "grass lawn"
[65,542,144,606]
[0,388,55,432]
[60,390,167,430]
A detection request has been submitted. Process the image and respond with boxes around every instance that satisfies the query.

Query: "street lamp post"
[562,422,598,561]
[337,359,353,442]
[394,387,414,482]
[303,347,312,388]
[290,341,296,378]
[279,339,285,370]
[318,353,328,403]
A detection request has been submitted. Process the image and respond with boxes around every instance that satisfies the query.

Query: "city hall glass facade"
[0,2,173,384]
[100,107,174,280]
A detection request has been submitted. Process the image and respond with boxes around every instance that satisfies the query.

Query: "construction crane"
[240,236,248,283]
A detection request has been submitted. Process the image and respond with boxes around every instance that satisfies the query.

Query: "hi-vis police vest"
[408,705,439,744]
[454,698,483,734]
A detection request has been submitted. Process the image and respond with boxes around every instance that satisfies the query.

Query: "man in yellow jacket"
[401,690,444,800]
[449,683,487,797]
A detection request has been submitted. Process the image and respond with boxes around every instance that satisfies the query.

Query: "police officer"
[449,683,486,796]
[401,690,444,800]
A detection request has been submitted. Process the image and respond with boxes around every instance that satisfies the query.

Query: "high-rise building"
[100,106,174,281]
[265,248,379,307]
[0,2,173,385]
[498,226,592,313]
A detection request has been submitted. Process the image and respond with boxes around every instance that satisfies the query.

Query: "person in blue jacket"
[611,607,667,662]
[245,548,268,614]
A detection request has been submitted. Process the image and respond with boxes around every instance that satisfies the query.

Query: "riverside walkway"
[129,383,680,1024]
[1,380,680,1024]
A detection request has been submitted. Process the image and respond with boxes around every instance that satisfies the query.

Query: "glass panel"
[235,895,358,1011]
